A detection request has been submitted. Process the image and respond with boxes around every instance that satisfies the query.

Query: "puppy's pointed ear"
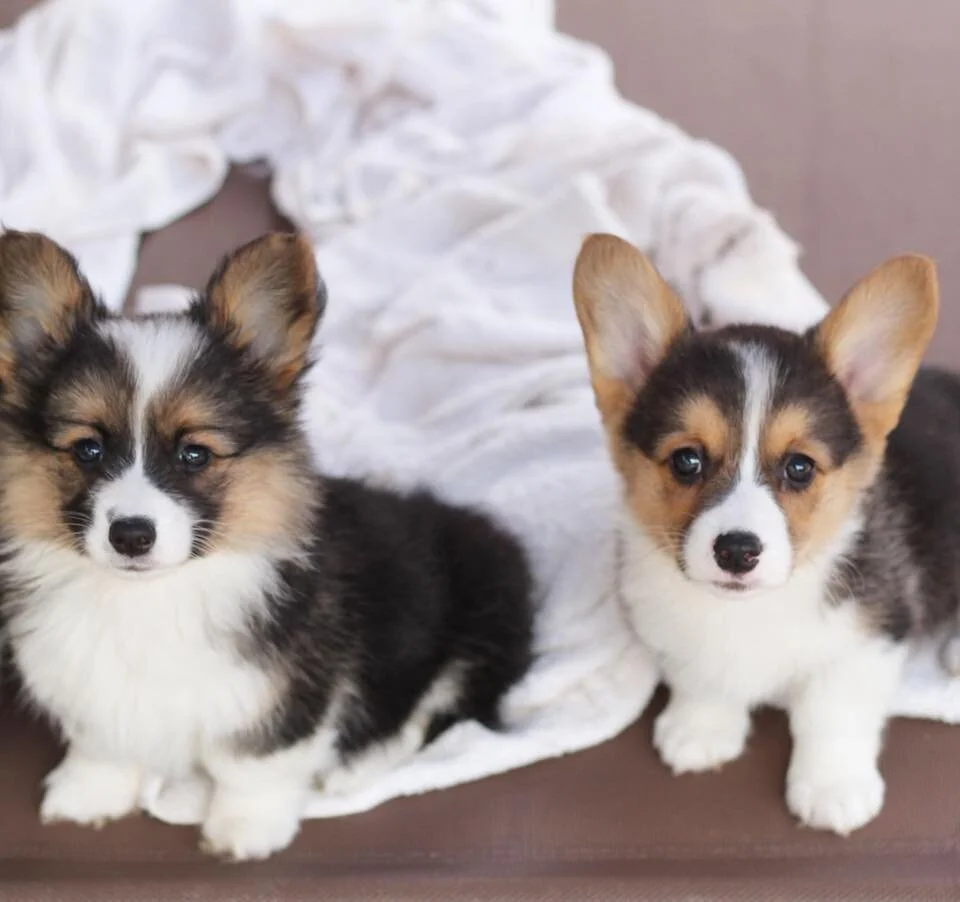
[199,233,325,392]
[573,234,688,430]
[0,230,94,382]
[815,254,938,445]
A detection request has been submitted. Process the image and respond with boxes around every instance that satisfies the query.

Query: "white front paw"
[787,764,884,835]
[41,756,141,827]
[654,700,749,774]
[201,796,301,861]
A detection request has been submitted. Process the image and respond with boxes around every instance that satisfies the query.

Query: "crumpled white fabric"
[2,0,955,823]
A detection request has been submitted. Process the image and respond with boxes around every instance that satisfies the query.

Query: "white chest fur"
[6,543,280,776]
[620,522,872,707]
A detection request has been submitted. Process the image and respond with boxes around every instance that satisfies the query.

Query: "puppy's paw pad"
[787,769,884,835]
[41,761,140,827]
[654,707,747,774]
[201,810,300,861]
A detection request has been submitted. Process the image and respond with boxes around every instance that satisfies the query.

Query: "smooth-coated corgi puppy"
[573,233,947,835]
[0,230,534,860]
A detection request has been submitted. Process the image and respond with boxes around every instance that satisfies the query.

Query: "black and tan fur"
[0,230,534,860]
[573,233,953,836]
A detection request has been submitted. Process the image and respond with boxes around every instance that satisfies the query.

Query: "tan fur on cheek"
[615,400,727,560]
[614,395,734,561]
[0,446,86,547]
[762,403,879,563]
[778,453,877,564]
[618,447,702,558]
[205,448,316,554]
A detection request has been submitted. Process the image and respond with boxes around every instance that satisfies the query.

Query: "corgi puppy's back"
[573,233,947,835]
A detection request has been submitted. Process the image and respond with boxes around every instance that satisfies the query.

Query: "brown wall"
[557,0,960,366]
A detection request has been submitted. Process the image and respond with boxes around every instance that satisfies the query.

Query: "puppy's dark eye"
[72,438,103,466]
[178,444,212,471]
[783,453,816,488]
[670,447,704,484]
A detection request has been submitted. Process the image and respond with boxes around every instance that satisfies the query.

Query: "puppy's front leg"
[201,739,327,861]
[786,641,905,835]
[41,742,142,827]
[654,690,751,774]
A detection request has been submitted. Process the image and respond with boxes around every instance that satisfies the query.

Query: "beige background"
[558,1,960,365]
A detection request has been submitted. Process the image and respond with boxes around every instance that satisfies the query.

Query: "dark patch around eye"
[140,419,224,557]
[14,324,139,544]
[623,335,746,459]
[773,330,863,466]
[24,324,138,464]
[166,336,295,451]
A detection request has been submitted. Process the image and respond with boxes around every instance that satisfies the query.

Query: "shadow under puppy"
[573,233,954,835]
[0,230,534,860]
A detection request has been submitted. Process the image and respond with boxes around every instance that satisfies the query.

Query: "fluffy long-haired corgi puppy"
[0,230,534,860]
[573,233,947,836]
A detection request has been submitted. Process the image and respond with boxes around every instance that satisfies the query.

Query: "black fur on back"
[246,477,535,759]
[835,368,960,640]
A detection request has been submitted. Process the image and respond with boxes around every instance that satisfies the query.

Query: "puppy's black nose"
[713,531,762,575]
[109,517,156,558]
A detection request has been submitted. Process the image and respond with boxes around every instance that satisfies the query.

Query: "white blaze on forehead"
[99,318,204,442]
[83,318,205,571]
[683,342,794,588]
[735,343,775,487]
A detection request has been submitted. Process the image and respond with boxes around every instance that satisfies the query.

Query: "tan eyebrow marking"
[47,421,104,450]
[762,403,834,472]
[178,428,238,458]
[654,394,732,463]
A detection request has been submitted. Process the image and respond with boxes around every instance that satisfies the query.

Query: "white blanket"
[2,0,958,823]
